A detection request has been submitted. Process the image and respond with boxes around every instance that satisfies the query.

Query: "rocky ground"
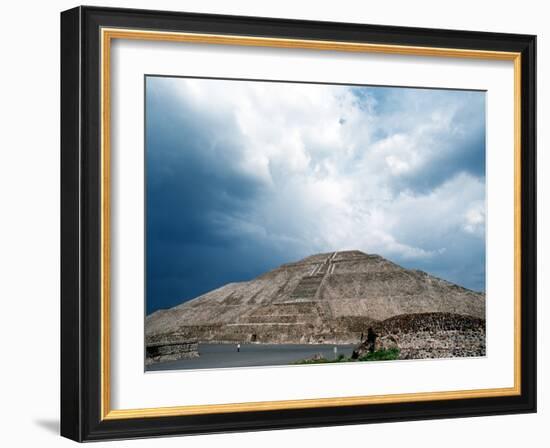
[371,312,486,359]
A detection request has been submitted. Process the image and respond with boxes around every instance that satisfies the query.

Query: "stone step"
[290,274,325,299]
[237,314,314,324]
[226,322,308,326]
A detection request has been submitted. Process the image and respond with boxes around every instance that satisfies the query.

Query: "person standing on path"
[237,343,241,353]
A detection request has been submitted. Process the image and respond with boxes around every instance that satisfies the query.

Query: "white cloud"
[463,202,486,236]
[157,77,485,288]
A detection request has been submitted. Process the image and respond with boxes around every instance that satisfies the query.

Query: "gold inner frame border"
[99,27,522,421]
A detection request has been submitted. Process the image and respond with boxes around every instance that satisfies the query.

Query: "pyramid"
[146,251,485,351]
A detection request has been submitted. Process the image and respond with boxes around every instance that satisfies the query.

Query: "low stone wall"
[374,313,486,360]
[385,329,486,359]
[146,340,199,365]
[146,312,486,363]
[377,312,485,333]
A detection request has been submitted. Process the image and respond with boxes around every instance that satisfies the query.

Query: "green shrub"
[294,348,399,364]
[357,348,400,361]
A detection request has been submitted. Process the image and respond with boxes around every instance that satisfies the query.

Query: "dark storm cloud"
[146,77,486,314]
[146,78,282,313]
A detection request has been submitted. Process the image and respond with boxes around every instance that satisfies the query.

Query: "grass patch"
[357,348,400,362]
[294,349,400,365]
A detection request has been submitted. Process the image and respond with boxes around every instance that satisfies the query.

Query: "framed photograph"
[60,6,536,441]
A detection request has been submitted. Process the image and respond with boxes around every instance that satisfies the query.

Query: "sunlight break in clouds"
[146,76,486,313]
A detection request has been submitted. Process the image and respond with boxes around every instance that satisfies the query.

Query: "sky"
[145,76,486,314]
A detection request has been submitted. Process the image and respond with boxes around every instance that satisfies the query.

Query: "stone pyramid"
[146,250,485,348]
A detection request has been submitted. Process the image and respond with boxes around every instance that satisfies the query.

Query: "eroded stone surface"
[146,251,485,363]
[145,340,199,365]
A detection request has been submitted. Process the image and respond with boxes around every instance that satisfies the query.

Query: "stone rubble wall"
[373,328,486,359]
[394,328,486,359]
[373,312,486,359]
[146,340,199,365]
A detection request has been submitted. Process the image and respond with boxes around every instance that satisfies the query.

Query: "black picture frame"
[61,5,536,442]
